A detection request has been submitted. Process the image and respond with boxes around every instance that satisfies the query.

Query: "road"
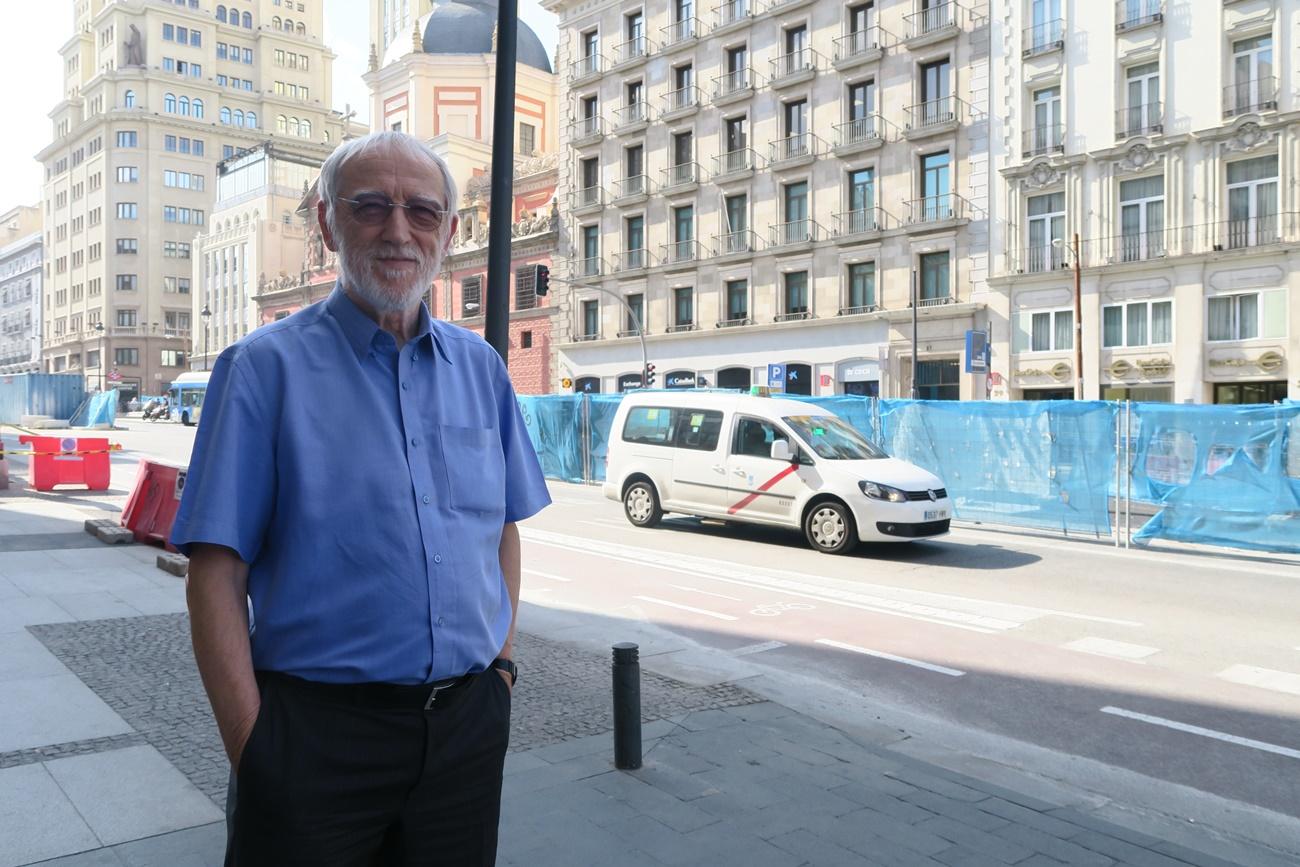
[9,418,1300,830]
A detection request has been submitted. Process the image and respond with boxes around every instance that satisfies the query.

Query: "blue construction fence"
[0,373,86,424]
[516,393,1300,555]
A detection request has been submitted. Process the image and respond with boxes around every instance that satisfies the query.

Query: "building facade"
[991,0,1299,403]
[542,0,993,398]
[37,0,353,405]
[0,207,44,375]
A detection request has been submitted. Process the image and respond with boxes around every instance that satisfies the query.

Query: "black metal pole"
[485,0,519,362]
[612,642,642,769]
[910,269,919,399]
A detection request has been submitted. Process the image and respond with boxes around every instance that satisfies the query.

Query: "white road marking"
[1099,706,1300,760]
[1217,665,1300,698]
[816,639,966,677]
[1063,637,1160,661]
[632,595,739,621]
[523,569,572,583]
[750,602,816,617]
[668,584,744,602]
[731,640,787,656]
[578,518,635,530]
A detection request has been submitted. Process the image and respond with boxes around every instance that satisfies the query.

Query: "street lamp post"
[1053,235,1084,400]
[546,275,649,387]
[200,305,211,370]
[93,322,105,391]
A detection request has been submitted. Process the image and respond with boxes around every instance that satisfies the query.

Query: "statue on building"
[124,25,145,67]
[548,198,560,232]
[368,43,379,73]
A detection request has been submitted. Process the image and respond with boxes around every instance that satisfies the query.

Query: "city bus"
[167,371,211,426]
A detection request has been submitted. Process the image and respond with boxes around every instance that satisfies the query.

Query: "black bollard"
[612,642,642,770]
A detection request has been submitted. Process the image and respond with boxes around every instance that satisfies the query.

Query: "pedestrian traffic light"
[533,263,550,297]
[644,363,656,388]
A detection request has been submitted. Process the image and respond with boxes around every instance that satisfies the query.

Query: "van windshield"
[784,415,887,460]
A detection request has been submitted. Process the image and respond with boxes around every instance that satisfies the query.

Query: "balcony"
[839,303,880,316]
[716,316,752,328]
[567,116,604,147]
[1022,124,1065,159]
[661,85,703,120]
[1115,103,1163,138]
[775,310,812,323]
[1115,0,1162,33]
[769,133,824,169]
[613,249,650,274]
[572,256,606,280]
[616,327,643,339]
[570,185,605,216]
[712,147,759,182]
[1217,215,1282,251]
[769,219,822,249]
[660,239,706,269]
[713,0,754,35]
[660,17,700,51]
[666,322,698,334]
[569,53,604,84]
[904,1,960,49]
[613,102,652,135]
[769,48,821,88]
[833,208,887,241]
[833,116,885,155]
[611,36,650,69]
[905,194,970,230]
[1013,244,1068,274]
[713,229,761,258]
[915,293,956,309]
[661,161,702,193]
[713,68,757,105]
[613,174,651,205]
[764,0,815,13]
[1223,77,1278,118]
[1022,19,1064,58]
[833,27,885,69]
[904,96,965,139]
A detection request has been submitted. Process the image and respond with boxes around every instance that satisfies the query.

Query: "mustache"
[365,243,431,265]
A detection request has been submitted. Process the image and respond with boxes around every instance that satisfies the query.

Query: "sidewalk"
[0,477,1291,866]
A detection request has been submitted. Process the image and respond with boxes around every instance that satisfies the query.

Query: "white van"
[603,390,952,554]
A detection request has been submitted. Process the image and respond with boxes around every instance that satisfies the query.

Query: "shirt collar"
[326,284,452,365]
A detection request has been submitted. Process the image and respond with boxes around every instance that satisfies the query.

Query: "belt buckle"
[423,677,459,710]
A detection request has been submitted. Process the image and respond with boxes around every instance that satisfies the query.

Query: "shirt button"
[422,495,431,504]
[434,554,443,564]
[437,617,445,627]
[401,381,410,391]
[413,352,420,361]
[410,437,419,447]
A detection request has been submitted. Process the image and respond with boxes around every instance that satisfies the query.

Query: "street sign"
[965,331,990,374]
[767,363,786,391]
[106,369,123,383]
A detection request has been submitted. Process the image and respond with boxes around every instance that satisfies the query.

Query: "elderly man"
[172,131,550,866]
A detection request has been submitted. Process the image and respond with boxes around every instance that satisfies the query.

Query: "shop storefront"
[665,370,697,389]
[836,359,879,397]
[617,373,644,392]
[1213,381,1288,404]
[574,376,600,393]
[716,367,751,390]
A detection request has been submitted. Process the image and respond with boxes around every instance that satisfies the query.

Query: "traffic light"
[560,377,573,389]
[644,363,656,388]
[533,263,550,297]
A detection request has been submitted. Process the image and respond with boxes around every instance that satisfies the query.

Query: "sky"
[0,0,558,208]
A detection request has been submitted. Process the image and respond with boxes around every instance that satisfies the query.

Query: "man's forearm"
[186,543,261,765]
[498,522,522,660]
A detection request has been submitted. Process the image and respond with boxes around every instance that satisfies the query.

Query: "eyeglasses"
[336,194,449,231]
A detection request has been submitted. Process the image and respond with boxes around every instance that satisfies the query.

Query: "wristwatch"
[490,657,518,686]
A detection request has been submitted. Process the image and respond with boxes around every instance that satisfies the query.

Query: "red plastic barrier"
[120,459,188,550]
[17,436,113,492]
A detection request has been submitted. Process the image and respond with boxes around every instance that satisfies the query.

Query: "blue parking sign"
[767,364,786,390]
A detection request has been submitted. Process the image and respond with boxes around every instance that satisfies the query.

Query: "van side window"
[622,406,674,445]
[732,416,780,458]
[673,410,724,451]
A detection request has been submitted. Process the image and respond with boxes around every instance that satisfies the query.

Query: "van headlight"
[859,480,906,503]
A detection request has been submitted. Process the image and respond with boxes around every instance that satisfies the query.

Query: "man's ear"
[319,200,339,252]
[441,214,460,256]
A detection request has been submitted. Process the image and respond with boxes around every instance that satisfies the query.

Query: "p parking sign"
[766,364,786,391]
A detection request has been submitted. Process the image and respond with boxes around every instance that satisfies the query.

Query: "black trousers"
[227,669,512,867]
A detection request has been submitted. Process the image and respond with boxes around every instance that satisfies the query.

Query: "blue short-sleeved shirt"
[171,287,551,685]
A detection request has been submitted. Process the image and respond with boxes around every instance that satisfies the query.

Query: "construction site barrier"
[16,435,115,492]
[120,460,187,550]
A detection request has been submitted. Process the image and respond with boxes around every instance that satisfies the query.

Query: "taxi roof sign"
[749,385,772,397]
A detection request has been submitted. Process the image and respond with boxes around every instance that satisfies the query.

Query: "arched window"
[276,115,287,134]
[242,11,252,28]
[164,93,177,113]
[216,5,226,23]
[288,117,300,136]
[192,98,203,119]
[284,18,294,32]
[234,109,245,127]
[123,89,135,108]
[296,22,305,35]
[246,110,257,129]
[300,118,311,138]
[220,106,232,124]
[179,95,190,116]
[272,16,281,28]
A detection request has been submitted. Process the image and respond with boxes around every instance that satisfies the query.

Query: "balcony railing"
[1017,244,1068,273]
[568,116,604,142]
[713,68,755,100]
[662,85,703,115]
[617,327,643,339]
[714,0,752,29]
[666,322,697,333]
[661,17,699,47]
[1223,77,1278,117]
[1116,229,1168,263]
[713,147,757,176]
[572,186,604,210]
[615,175,649,199]
[661,161,701,188]
[833,27,884,62]
[569,53,604,81]
[905,1,957,40]
[614,249,649,272]
[714,229,760,255]
[1115,0,1162,32]
[769,132,823,164]
[1022,124,1065,158]
[834,208,886,237]
[770,219,821,247]
[834,116,884,148]
[775,310,812,322]
[661,239,705,265]
[906,194,968,224]
[916,293,955,309]
[1115,103,1163,138]
[1222,214,1281,250]
[770,48,820,82]
[613,102,651,129]
[716,316,752,328]
[574,256,604,278]
[1023,19,1064,57]
[906,96,964,132]
[613,36,649,65]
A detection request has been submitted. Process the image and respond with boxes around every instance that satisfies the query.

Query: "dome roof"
[418,0,552,74]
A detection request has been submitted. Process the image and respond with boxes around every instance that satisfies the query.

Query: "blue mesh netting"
[517,394,585,483]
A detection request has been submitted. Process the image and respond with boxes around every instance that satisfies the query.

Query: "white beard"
[336,238,442,314]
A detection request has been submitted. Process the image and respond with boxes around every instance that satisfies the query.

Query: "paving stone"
[23,850,125,867]
[824,808,953,858]
[111,821,226,867]
[0,763,100,867]
[682,824,806,867]
[1045,810,1163,849]
[829,783,936,824]
[901,789,1011,831]
[629,762,721,802]
[885,767,991,803]
[914,815,1036,863]
[978,797,1086,839]
[154,553,188,576]
[768,828,876,866]
[933,845,1015,867]
[92,524,134,545]
[994,823,1117,866]
[594,815,713,866]
[1149,843,1253,867]
[1065,831,1197,867]
[1018,857,1071,867]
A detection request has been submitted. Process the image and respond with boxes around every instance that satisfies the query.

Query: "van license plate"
[924,509,949,521]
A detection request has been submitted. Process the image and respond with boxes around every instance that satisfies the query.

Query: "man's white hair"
[318,131,458,235]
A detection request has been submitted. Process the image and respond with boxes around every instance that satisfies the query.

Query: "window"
[847,168,874,231]
[1208,293,1267,341]
[216,5,226,22]
[732,416,786,458]
[221,106,232,124]
[1028,310,1073,352]
[920,151,951,220]
[626,10,644,50]
[117,203,138,219]
[673,287,694,328]
[116,166,139,183]
[161,350,186,367]
[116,239,138,254]
[723,193,747,248]
[519,122,536,155]
[461,275,482,318]
[1026,192,1065,272]
[920,57,951,112]
[115,348,139,366]
[916,359,960,400]
[782,181,808,243]
[920,251,950,301]
[581,299,599,338]
[1229,35,1274,115]
[116,275,137,291]
[624,216,645,267]
[520,331,533,350]
[581,30,598,59]
[672,205,693,258]
[623,406,674,446]
[218,42,228,59]
[782,99,808,154]
[1103,300,1172,348]
[846,263,876,311]
[1119,175,1165,261]
[581,225,600,274]
[626,293,645,333]
[1030,86,1061,154]
[116,309,137,327]
[847,80,876,128]
[724,280,748,322]
[1226,155,1278,248]
[116,131,138,147]
[783,271,808,317]
[1123,63,1160,136]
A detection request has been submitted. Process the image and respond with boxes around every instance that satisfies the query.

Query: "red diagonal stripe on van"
[728,464,799,515]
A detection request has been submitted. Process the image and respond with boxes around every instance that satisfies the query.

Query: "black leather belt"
[257,670,478,711]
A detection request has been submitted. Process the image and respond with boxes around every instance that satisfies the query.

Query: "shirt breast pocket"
[439,424,506,515]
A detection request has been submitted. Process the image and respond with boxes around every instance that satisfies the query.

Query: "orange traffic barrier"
[120,459,187,550]
[17,436,114,492]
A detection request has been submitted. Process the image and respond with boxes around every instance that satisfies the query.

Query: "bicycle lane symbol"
[750,602,816,617]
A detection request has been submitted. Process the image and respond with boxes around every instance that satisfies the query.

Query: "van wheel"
[624,481,663,528]
[805,501,857,555]
[181,413,192,427]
